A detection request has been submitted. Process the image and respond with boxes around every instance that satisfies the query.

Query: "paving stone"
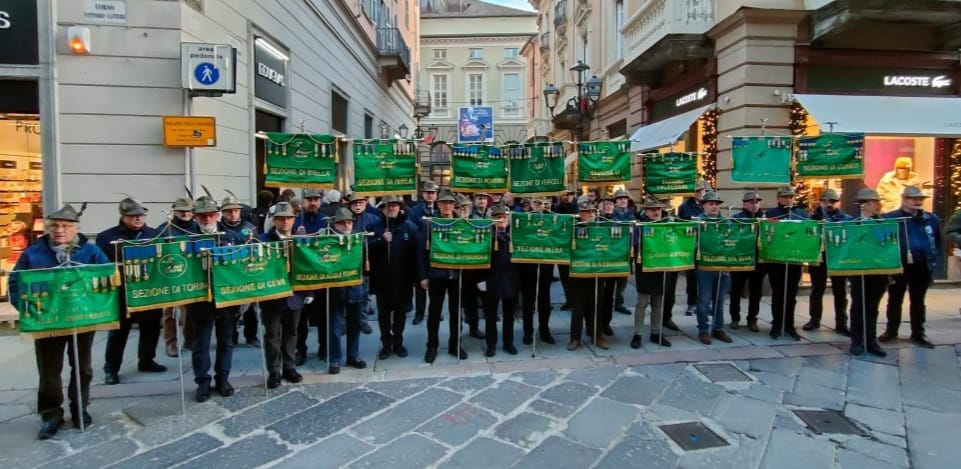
[111,432,223,469]
[470,379,539,415]
[349,434,448,468]
[351,388,461,444]
[0,404,31,422]
[759,428,835,469]
[188,433,290,468]
[795,366,846,390]
[564,366,624,389]
[712,395,776,438]
[513,436,602,469]
[904,406,961,469]
[678,433,766,469]
[630,363,688,382]
[751,371,796,392]
[872,431,908,449]
[283,433,374,469]
[844,404,905,437]
[509,370,561,387]
[416,402,498,446]
[773,410,805,433]
[656,371,724,416]
[594,435,677,469]
[54,413,130,450]
[438,436,524,469]
[626,420,664,440]
[266,390,394,445]
[645,403,703,424]
[846,360,902,411]
[783,382,845,411]
[0,417,68,468]
[802,354,850,374]
[539,381,596,409]
[41,437,139,469]
[123,395,201,426]
[129,402,227,446]
[438,375,496,394]
[838,449,906,469]
[899,346,961,390]
[739,383,782,404]
[527,399,576,419]
[601,375,670,407]
[364,377,442,400]
[298,382,362,402]
[842,437,909,467]
[218,391,318,438]
[214,386,293,413]
[564,397,638,449]
[493,412,555,449]
[749,357,803,376]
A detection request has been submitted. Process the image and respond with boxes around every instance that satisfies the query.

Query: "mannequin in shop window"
[877,157,923,214]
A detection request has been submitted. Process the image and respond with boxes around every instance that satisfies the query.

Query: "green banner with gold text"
[430,218,493,269]
[451,144,508,192]
[210,242,292,308]
[696,219,758,271]
[570,221,631,278]
[16,264,121,338]
[639,222,697,272]
[352,139,418,195]
[758,219,822,264]
[824,220,903,276]
[510,212,574,264]
[643,152,697,195]
[507,142,567,195]
[121,237,215,313]
[264,133,337,189]
[291,234,365,290]
[577,141,631,184]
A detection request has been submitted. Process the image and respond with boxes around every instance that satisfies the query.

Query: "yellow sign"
[163,116,217,147]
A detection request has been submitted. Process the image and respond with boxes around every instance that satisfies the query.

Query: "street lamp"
[398,123,409,139]
[543,60,602,141]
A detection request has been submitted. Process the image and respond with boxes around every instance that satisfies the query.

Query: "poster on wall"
[458,106,494,143]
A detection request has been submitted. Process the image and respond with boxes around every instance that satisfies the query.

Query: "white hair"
[325,189,342,204]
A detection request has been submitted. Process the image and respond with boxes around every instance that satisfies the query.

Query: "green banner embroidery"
[824,220,903,276]
[577,141,631,184]
[264,133,337,189]
[731,136,792,184]
[16,264,121,338]
[696,219,758,271]
[291,234,365,291]
[121,237,215,312]
[430,218,494,269]
[639,222,697,272]
[758,219,822,264]
[643,152,697,195]
[506,142,567,195]
[210,242,292,308]
[796,133,864,179]
[352,139,418,195]
[570,221,632,278]
[510,213,574,264]
[451,144,508,192]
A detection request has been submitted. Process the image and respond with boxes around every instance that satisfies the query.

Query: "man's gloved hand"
[304,296,315,305]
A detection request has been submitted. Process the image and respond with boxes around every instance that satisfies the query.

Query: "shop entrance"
[255,110,284,199]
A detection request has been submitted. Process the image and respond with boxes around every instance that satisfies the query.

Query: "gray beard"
[199,222,218,234]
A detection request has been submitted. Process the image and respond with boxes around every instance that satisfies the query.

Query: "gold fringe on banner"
[697,266,757,272]
[264,182,334,190]
[510,259,571,265]
[641,265,695,273]
[430,262,491,270]
[214,291,293,309]
[354,190,417,197]
[569,272,631,279]
[292,279,363,292]
[125,297,207,314]
[827,267,903,277]
[22,322,121,340]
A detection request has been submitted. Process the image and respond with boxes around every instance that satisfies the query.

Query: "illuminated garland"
[788,101,810,208]
[949,140,961,212]
[700,108,719,188]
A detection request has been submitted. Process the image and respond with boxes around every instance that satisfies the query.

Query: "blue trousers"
[329,302,361,365]
[695,270,729,333]
[188,302,237,384]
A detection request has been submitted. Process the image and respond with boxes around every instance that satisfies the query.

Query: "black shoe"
[195,381,211,402]
[138,360,167,373]
[470,328,486,340]
[346,358,367,369]
[71,411,92,428]
[328,364,341,375]
[425,347,437,363]
[267,373,281,389]
[685,305,696,316]
[630,335,642,349]
[769,330,781,340]
[560,303,572,311]
[104,370,120,385]
[485,346,495,357]
[603,325,614,336]
[378,347,391,360]
[503,344,518,355]
[394,343,408,358]
[747,321,760,332]
[878,331,897,342]
[867,344,888,357]
[729,321,740,330]
[38,419,63,440]
[246,338,262,348]
[215,377,234,397]
[850,344,864,356]
[360,321,373,335]
[650,334,672,347]
[412,314,425,325]
[835,326,851,337]
[802,320,819,331]
[448,347,468,359]
[539,332,556,345]
[615,306,631,315]
[911,335,935,349]
[522,335,533,345]
[786,329,802,341]
[663,320,680,332]
[282,369,303,383]
[294,351,307,366]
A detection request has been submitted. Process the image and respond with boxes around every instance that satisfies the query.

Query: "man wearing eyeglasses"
[97,197,167,386]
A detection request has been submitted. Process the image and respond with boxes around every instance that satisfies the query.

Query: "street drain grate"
[793,410,864,435]
[693,363,753,383]
[659,422,730,451]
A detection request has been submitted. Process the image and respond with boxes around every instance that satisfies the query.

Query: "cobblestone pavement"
[1,282,960,468]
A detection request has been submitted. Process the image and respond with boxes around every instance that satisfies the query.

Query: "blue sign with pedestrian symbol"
[194,62,219,85]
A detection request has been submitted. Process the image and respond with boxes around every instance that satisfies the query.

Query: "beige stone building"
[418,0,537,186]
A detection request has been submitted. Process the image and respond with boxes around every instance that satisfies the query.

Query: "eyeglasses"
[50,223,75,231]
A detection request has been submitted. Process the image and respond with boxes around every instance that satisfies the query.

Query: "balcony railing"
[376,27,411,82]
[622,0,716,65]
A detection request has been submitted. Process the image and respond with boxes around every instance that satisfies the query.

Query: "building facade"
[418,0,536,186]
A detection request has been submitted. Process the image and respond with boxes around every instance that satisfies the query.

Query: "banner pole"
[714,272,722,333]
[532,266,539,358]
[326,289,331,368]
[457,270,463,364]
[174,306,186,415]
[593,277,599,347]
[71,330,85,433]
[781,263,788,337]
[860,275,868,353]
[256,303,268,395]
[658,272,666,346]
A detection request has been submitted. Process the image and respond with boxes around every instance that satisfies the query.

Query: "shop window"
[429,143,452,187]
[331,89,348,133]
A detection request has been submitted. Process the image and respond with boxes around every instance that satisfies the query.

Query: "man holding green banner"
[764,187,809,341]
[847,188,889,357]
[9,204,112,440]
[694,191,733,345]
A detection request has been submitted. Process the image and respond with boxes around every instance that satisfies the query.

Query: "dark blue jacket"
[810,207,852,223]
[764,204,808,220]
[161,217,199,237]
[258,229,310,310]
[221,219,257,242]
[370,211,421,300]
[553,200,578,215]
[678,197,702,220]
[884,208,943,272]
[8,234,110,305]
[96,222,161,263]
[294,210,326,235]
[612,207,635,222]
[408,201,439,231]
[483,229,517,299]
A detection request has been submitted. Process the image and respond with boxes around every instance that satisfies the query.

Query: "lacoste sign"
[883,75,952,89]
[675,87,709,107]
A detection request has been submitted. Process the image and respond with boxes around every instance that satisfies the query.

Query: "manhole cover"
[693,363,753,383]
[793,410,864,435]
[659,422,729,451]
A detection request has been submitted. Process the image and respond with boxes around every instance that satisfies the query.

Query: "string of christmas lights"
[948,140,961,212]
[788,101,811,208]
[700,108,719,188]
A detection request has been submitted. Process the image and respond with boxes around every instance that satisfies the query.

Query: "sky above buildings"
[484,0,536,12]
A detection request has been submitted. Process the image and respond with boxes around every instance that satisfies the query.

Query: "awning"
[629,104,711,152]
[794,94,961,136]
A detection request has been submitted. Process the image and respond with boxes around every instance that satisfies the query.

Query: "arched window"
[429,142,452,187]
